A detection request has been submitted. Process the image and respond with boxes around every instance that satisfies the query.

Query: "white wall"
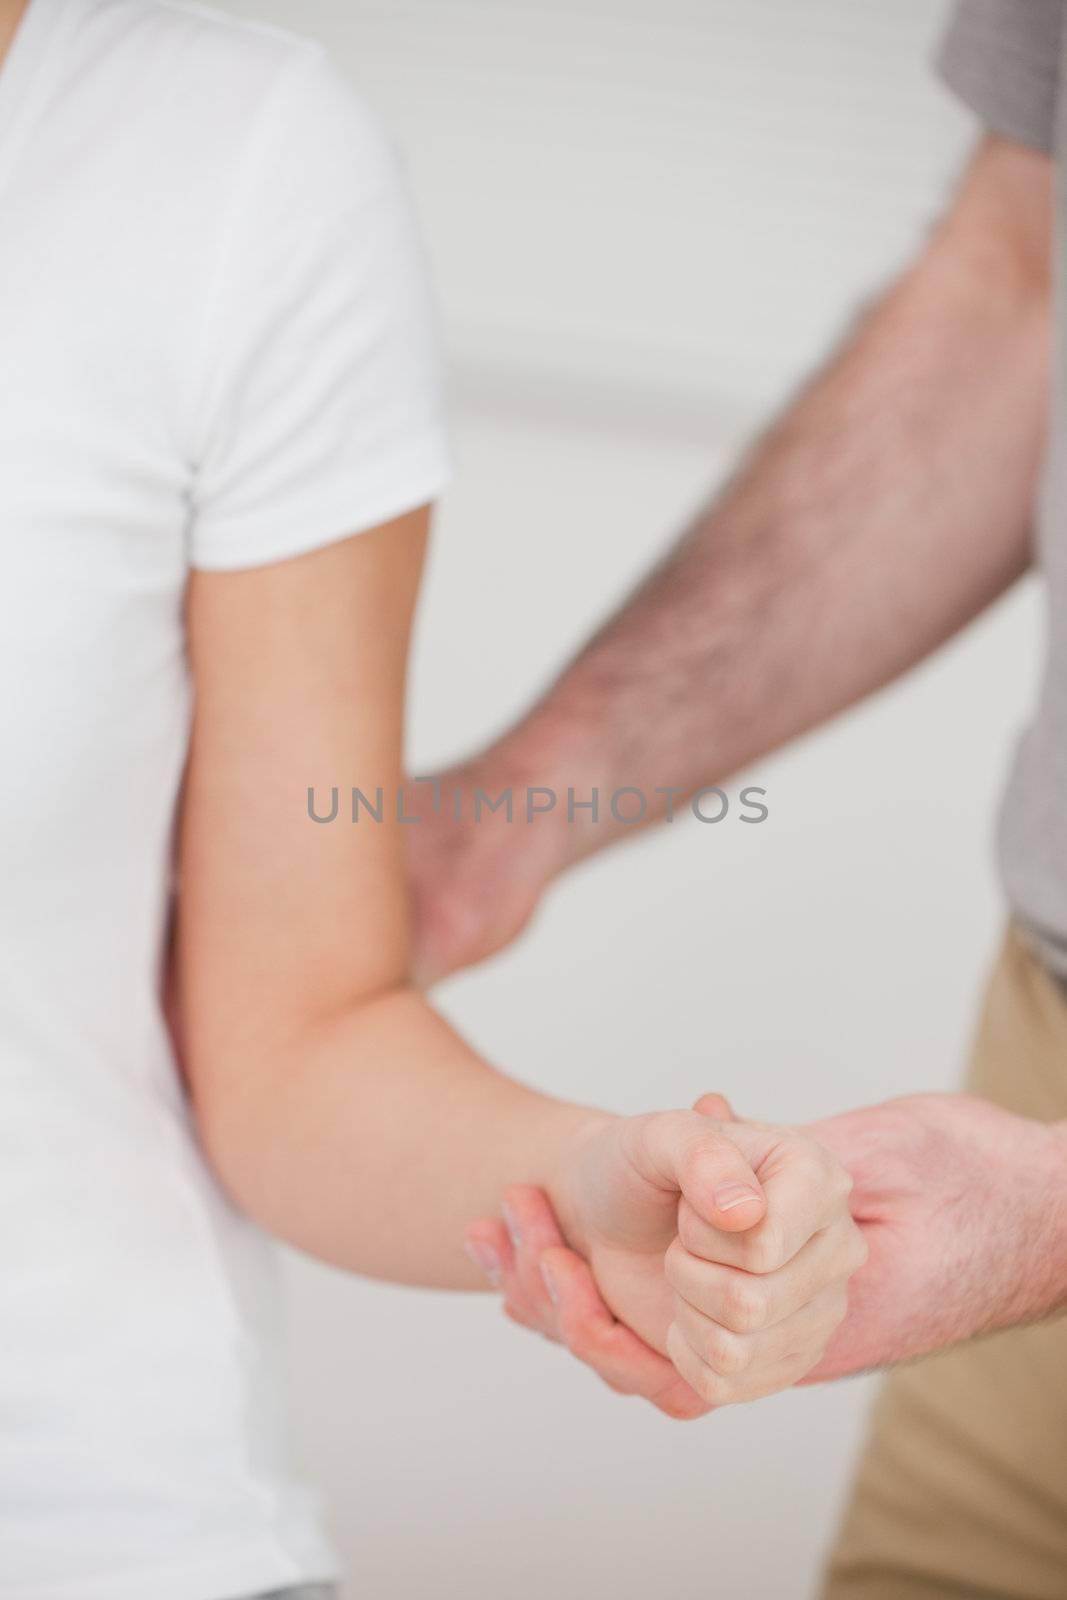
[219,2,1040,1594]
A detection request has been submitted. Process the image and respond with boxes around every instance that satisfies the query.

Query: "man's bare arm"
[410,136,1053,980]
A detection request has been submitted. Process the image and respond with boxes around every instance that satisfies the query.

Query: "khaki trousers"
[820,929,1067,1600]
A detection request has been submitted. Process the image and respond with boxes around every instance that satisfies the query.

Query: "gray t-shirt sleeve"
[936,0,1064,153]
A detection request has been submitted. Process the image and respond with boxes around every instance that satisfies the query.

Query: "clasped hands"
[465,1093,867,1418]
[466,1088,1067,1414]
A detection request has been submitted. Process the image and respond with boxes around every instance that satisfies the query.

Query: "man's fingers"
[678,1128,852,1272]
[670,1284,817,1382]
[540,1246,709,1419]
[666,1283,844,1408]
[665,1218,867,1334]
[633,1111,768,1234]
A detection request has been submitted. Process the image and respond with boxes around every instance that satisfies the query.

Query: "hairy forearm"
[999,1122,1067,1332]
[804,1094,1067,1381]
[481,157,1050,867]
[191,987,608,1288]
[1015,1119,1067,1328]
[912,1111,1067,1346]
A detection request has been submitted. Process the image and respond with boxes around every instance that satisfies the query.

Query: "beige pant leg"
[819,930,1067,1600]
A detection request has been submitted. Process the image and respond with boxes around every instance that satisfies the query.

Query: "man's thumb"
[641,1112,767,1235]
[687,1135,767,1233]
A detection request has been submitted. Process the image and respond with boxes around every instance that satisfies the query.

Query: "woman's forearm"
[175,516,617,1289]
[191,984,610,1287]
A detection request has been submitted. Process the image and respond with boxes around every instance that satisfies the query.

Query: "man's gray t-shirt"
[940,1,1067,978]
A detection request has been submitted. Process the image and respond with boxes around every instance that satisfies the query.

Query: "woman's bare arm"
[171,504,862,1419]
[175,510,601,1287]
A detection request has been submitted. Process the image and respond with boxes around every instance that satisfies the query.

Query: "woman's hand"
[466,1095,866,1418]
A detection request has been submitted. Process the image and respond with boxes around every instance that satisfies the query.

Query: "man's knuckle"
[813,1148,846,1202]
[800,1141,829,1178]
[822,1161,854,1212]
[677,1200,710,1255]
[745,1220,784,1274]
[782,1131,817,1168]
[798,1139,848,1197]
[742,1240,771,1276]
[695,1366,728,1406]
[706,1328,749,1377]
[664,1236,690,1290]
[722,1275,767,1333]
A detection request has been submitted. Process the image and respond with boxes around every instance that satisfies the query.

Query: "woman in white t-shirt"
[0,1,863,1595]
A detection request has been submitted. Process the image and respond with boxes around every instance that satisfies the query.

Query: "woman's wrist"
[533,1099,617,1259]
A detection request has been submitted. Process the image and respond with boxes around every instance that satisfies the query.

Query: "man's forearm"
[1002,1118,1067,1332]
[805,1093,1067,1380]
[481,141,1051,867]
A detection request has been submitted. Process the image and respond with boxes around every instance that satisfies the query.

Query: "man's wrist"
[483,704,623,875]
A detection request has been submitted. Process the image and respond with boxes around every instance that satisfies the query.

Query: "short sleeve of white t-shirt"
[187,43,449,570]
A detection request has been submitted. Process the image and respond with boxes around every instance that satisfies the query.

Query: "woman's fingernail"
[540,1261,558,1304]
[714,1183,761,1212]
[502,1202,522,1249]
[465,1240,502,1286]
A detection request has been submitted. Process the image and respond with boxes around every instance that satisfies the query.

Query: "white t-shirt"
[0,1,448,1594]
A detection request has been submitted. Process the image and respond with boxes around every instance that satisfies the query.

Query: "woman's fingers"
[464,1194,560,1337]
[464,1216,513,1287]
[500,1184,569,1330]
[540,1246,709,1419]
[466,1215,552,1334]
[464,1184,571,1338]
[466,1209,710,1420]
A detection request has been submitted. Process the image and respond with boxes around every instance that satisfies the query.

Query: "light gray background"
[219,2,1033,1595]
